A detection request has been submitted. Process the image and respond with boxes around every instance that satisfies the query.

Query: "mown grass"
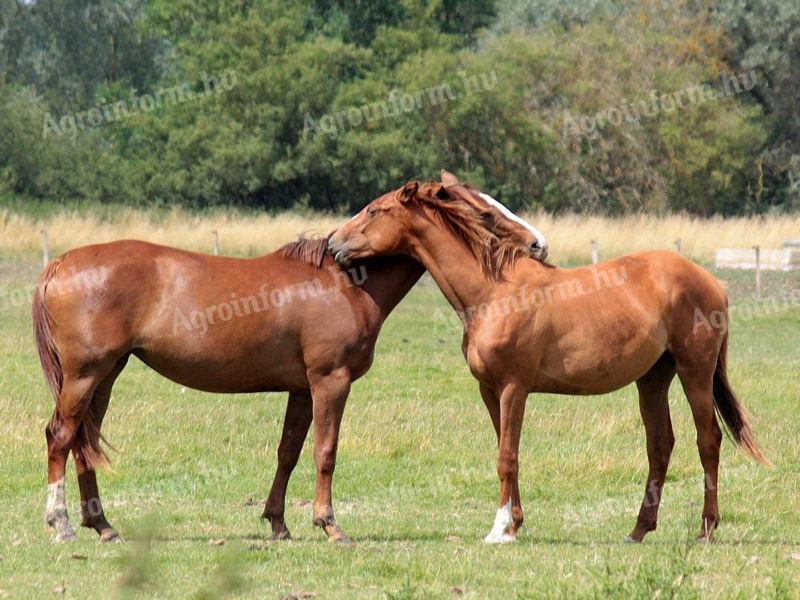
[0,256,798,598]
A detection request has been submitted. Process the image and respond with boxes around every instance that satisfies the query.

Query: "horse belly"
[533,318,668,395]
[134,337,309,394]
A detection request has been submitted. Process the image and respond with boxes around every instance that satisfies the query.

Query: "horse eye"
[367,206,377,217]
[480,212,493,223]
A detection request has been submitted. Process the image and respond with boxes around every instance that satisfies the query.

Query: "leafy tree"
[715,0,800,210]
[0,0,790,215]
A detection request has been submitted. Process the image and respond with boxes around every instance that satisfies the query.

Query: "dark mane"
[278,234,331,268]
[417,181,531,279]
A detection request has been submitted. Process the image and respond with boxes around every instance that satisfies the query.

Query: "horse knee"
[497,454,518,481]
[314,446,337,476]
[276,442,302,472]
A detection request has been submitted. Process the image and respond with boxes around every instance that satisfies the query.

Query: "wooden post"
[753,245,761,302]
[212,230,220,256]
[41,228,49,267]
[674,238,682,255]
[590,240,599,264]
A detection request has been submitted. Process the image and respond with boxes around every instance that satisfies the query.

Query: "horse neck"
[357,255,425,319]
[406,221,500,320]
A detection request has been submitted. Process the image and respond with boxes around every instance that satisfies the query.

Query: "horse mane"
[278,234,331,268]
[416,181,531,279]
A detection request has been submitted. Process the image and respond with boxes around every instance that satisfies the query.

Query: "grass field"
[0,253,799,597]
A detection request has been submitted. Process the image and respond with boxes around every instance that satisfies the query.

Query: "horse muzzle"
[327,237,352,266]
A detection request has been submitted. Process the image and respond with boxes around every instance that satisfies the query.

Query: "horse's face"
[328,181,418,266]
[329,174,549,266]
[436,170,548,261]
[478,198,548,261]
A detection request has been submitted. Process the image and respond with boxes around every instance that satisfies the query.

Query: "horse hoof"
[54,530,78,543]
[328,533,352,545]
[484,532,515,544]
[624,534,642,544]
[696,535,714,544]
[269,530,292,542]
[99,529,122,543]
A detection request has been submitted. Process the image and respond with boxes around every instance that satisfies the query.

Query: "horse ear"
[430,183,450,200]
[397,180,419,203]
[440,169,460,188]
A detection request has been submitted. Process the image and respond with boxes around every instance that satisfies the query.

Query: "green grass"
[0,261,799,598]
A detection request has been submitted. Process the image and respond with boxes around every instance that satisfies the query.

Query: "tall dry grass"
[1,207,798,265]
[0,208,341,261]
[530,212,800,264]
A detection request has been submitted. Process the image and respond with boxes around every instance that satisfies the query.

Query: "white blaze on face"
[479,192,548,250]
[484,498,515,543]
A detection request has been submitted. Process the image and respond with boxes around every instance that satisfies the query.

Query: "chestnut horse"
[329,175,769,544]
[33,174,542,543]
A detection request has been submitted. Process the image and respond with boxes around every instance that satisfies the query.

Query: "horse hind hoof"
[328,533,352,545]
[269,530,292,542]
[624,534,643,544]
[54,530,79,543]
[696,534,714,544]
[99,529,122,543]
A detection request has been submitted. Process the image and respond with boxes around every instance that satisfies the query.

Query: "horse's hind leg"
[627,352,676,543]
[676,365,722,542]
[262,392,313,541]
[45,376,98,542]
[74,356,128,542]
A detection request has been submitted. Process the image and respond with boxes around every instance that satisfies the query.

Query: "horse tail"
[33,259,63,405]
[74,408,112,471]
[34,257,112,471]
[713,331,770,466]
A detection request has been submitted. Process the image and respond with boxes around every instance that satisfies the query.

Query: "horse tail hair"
[33,259,63,405]
[34,257,112,471]
[713,331,770,466]
[75,409,112,471]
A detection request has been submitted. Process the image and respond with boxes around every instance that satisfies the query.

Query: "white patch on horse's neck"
[479,193,547,248]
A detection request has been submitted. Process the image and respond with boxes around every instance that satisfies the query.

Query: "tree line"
[0,0,797,215]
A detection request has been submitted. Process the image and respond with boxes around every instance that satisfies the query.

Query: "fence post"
[753,245,761,302]
[41,228,50,267]
[212,230,220,256]
[590,240,599,264]
[674,238,682,255]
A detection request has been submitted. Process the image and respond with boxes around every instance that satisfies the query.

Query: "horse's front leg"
[262,392,313,541]
[308,368,351,543]
[484,381,527,544]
